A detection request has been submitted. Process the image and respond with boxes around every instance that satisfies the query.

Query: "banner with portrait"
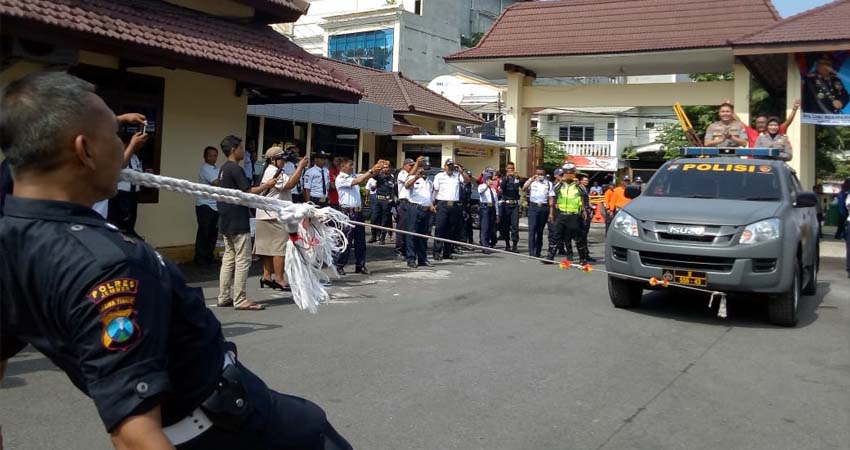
[799,52,850,126]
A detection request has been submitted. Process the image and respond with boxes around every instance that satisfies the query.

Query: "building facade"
[279,0,525,83]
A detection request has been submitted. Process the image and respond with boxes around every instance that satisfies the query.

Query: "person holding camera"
[334,158,386,275]
[255,146,308,290]
[432,158,471,261]
[282,144,305,203]
[394,158,416,258]
[547,163,590,265]
[478,169,500,254]
[499,162,521,253]
[522,166,554,257]
[404,156,436,268]
[368,161,395,245]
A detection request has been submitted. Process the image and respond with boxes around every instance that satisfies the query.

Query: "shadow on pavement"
[220,321,283,339]
[626,281,829,329]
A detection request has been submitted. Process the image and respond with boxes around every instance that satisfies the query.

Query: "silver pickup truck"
[605,149,820,326]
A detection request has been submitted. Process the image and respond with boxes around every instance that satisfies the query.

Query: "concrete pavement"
[1,226,848,450]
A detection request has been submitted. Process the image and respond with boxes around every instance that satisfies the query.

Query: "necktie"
[321,169,327,196]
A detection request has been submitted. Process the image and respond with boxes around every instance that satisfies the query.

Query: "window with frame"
[559,125,595,142]
[607,122,615,141]
[415,0,423,15]
[328,29,395,72]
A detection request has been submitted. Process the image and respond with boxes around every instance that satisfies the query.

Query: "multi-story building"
[278,0,527,84]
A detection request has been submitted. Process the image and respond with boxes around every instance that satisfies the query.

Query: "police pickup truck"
[605,148,820,326]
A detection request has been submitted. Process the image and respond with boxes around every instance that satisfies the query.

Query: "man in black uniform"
[460,169,475,247]
[498,162,521,253]
[368,161,394,245]
[0,72,352,449]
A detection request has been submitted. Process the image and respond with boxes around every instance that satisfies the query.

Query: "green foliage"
[816,126,850,181]
[657,106,720,159]
[689,72,734,82]
[532,130,566,172]
[621,143,639,159]
[461,32,485,48]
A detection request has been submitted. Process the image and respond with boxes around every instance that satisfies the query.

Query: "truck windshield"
[644,162,781,201]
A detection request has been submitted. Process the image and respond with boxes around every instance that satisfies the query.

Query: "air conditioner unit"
[547,115,557,122]
[10,38,78,66]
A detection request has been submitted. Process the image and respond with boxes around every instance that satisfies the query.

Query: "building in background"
[428,73,506,138]
[276,0,527,84]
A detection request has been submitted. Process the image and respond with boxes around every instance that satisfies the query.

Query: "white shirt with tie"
[303,166,330,200]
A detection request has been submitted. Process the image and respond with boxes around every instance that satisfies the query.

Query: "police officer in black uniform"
[498,162,521,253]
[460,169,475,247]
[368,161,394,245]
[0,72,352,450]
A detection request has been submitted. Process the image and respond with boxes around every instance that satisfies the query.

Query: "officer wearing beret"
[0,72,352,449]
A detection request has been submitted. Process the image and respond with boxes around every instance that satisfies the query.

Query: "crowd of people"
[181,139,650,315]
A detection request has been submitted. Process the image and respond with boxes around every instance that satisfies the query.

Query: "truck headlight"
[739,218,781,244]
[613,210,639,237]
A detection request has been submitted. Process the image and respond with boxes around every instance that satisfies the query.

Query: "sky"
[772,0,833,17]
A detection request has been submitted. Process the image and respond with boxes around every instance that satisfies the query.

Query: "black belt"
[502,199,519,205]
[412,204,432,211]
[398,199,410,204]
[557,210,581,215]
[311,197,328,203]
[437,200,458,207]
[480,203,496,207]
[529,201,548,208]
[341,206,362,213]
[376,195,391,200]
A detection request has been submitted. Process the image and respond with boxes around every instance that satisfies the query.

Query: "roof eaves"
[233,0,310,23]
[734,0,849,46]
[393,73,415,112]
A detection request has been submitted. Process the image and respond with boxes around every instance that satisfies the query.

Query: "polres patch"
[87,278,138,304]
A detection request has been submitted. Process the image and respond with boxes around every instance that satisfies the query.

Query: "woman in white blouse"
[254,146,307,290]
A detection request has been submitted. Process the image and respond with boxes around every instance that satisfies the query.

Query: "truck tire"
[768,259,800,327]
[802,247,818,296]
[608,275,643,308]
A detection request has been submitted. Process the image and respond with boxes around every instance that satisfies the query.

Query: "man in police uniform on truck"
[0,72,352,449]
[704,100,748,148]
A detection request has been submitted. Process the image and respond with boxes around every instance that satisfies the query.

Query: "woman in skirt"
[255,146,308,290]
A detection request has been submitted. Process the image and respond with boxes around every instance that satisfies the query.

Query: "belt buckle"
[163,408,214,445]
[446,201,455,207]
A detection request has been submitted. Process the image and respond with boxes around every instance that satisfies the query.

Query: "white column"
[785,54,816,189]
[504,71,532,176]
[257,116,265,154]
[733,62,751,126]
[305,122,313,158]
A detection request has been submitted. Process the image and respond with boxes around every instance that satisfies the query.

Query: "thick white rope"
[120,169,349,313]
[122,170,730,318]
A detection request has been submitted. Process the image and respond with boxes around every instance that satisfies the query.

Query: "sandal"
[234,302,266,311]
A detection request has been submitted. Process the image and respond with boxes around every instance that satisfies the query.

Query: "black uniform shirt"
[374,173,395,197]
[217,160,251,235]
[500,176,521,200]
[0,197,225,431]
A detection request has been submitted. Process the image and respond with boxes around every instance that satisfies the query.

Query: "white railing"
[556,141,616,157]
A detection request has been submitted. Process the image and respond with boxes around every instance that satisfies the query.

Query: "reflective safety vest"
[556,182,583,213]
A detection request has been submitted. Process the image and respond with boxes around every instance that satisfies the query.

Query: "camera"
[281,148,300,164]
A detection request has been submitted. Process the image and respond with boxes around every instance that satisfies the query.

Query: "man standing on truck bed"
[704,100,748,148]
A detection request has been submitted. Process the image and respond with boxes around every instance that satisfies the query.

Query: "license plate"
[662,269,707,287]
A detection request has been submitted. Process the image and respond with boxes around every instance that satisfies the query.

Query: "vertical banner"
[799,52,850,126]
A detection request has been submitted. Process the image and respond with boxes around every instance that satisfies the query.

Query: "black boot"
[505,241,511,251]
[511,241,518,253]
[379,233,386,245]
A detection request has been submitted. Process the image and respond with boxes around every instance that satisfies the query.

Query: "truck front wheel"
[768,259,800,327]
[608,275,643,308]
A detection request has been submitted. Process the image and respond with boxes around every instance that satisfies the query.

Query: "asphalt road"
[2,227,848,450]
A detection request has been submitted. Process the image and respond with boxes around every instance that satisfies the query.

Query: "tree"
[531,130,566,172]
[461,32,484,48]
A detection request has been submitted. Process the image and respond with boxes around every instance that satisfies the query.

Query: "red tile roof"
[234,0,310,23]
[0,0,361,103]
[446,0,781,61]
[320,59,483,125]
[734,0,850,47]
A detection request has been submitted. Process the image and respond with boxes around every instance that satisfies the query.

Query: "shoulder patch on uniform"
[87,278,141,351]
[87,278,138,304]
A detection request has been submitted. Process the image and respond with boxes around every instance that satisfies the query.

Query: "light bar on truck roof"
[679,147,782,159]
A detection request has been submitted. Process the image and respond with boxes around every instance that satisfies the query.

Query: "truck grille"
[639,251,735,273]
[656,233,716,243]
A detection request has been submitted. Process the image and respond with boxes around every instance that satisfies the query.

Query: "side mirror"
[794,191,818,208]
[625,184,642,199]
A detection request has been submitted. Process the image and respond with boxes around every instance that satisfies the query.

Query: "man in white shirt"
[333,158,384,276]
[394,158,415,258]
[478,170,500,254]
[432,158,471,260]
[404,157,436,268]
[522,166,554,257]
[194,146,219,265]
[302,150,331,207]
